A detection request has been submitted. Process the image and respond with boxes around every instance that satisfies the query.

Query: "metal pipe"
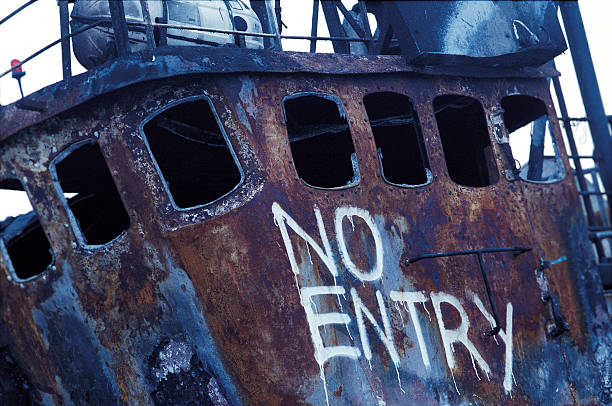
[578,191,611,196]
[112,21,371,42]
[58,0,71,81]
[559,1,612,195]
[558,116,590,122]
[477,252,501,336]
[404,246,532,263]
[589,226,612,232]
[527,116,547,181]
[403,246,532,336]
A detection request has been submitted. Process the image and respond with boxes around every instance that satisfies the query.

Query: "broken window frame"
[139,95,245,212]
[433,94,500,188]
[49,138,129,249]
[363,91,433,188]
[281,92,360,190]
[500,94,566,185]
[0,178,56,283]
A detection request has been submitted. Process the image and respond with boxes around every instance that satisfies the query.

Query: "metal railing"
[0,0,372,83]
[550,71,611,288]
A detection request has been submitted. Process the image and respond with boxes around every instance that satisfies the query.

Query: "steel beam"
[320,1,349,54]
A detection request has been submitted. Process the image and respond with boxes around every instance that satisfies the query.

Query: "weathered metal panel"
[0,70,610,405]
[0,47,558,143]
[369,1,567,67]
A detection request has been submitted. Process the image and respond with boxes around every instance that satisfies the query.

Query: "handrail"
[0,18,369,81]
[69,15,369,43]
[0,0,38,27]
[0,21,102,80]
[0,0,375,100]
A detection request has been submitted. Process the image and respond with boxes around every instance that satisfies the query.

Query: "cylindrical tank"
[71,0,264,69]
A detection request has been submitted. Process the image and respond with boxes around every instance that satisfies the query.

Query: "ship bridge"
[0,2,610,405]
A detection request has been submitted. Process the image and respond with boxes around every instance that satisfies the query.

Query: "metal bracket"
[403,246,532,336]
[490,107,509,144]
[537,255,570,338]
[504,168,519,182]
[542,292,570,337]
[538,256,567,270]
[15,99,46,113]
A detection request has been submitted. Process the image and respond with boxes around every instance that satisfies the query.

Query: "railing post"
[58,0,71,81]
[139,0,155,48]
[108,0,131,56]
[156,0,168,47]
[310,0,319,52]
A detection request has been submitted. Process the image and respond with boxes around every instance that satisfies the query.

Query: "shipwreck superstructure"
[0,1,610,405]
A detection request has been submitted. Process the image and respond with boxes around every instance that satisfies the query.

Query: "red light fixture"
[10,59,26,98]
[11,59,25,78]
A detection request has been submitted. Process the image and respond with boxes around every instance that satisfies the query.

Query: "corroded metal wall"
[0,67,610,405]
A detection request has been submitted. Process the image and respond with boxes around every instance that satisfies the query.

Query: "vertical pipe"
[527,116,547,181]
[58,0,71,81]
[310,0,319,53]
[559,1,612,195]
[108,0,131,56]
[274,0,282,48]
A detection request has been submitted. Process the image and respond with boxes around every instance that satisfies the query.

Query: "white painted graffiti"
[272,202,515,403]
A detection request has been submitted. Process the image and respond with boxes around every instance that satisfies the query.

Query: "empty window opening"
[283,94,358,188]
[433,95,498,187]
[142,98,243,209]
[53,142,130,246]
[0,180,54,280]
[364,92,431,186]
[501,95,564,183]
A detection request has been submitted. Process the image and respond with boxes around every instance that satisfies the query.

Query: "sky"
[0,0,610,220]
